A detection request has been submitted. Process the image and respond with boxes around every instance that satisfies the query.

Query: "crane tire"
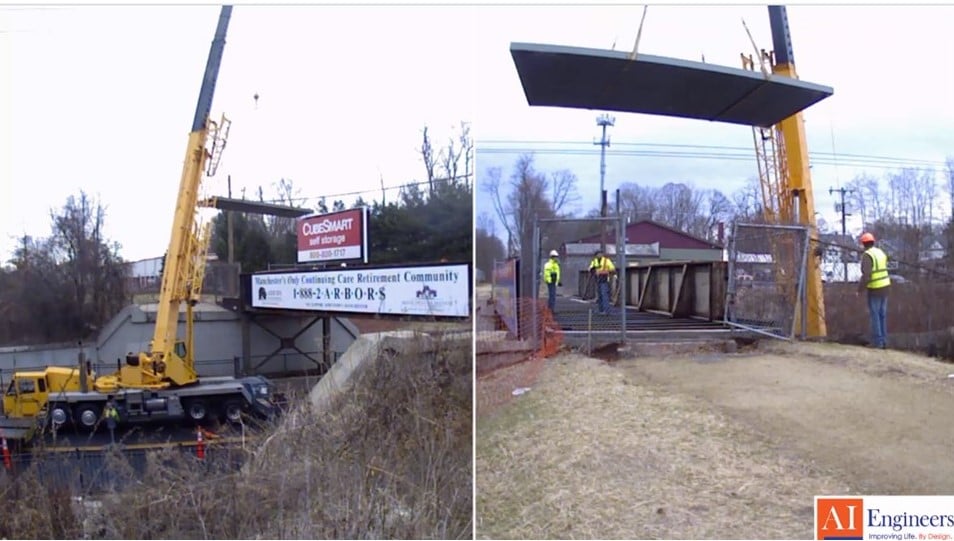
[75,404,100,431]
[185,399,208,422]
[222,399,243,424]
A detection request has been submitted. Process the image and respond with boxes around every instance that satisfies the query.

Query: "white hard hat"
[549,250,559,257]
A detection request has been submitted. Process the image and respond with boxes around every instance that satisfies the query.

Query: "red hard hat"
[860,232,875,244]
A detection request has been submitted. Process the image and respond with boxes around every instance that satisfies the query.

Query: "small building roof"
[571,220,723,250]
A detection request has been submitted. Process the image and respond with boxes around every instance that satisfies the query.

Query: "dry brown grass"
[475,356,546,419]
[0,332,472,540]
[475,352,850,540]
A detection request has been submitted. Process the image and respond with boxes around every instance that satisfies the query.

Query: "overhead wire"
[260,173,473,207]
[477,139,951,172]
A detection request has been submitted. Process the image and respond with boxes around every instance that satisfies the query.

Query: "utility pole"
[595,114,615,217]
[829,186,853,282]
[227,174,235,265]
[595,114,615,253]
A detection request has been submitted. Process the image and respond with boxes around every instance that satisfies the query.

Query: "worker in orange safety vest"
[857,231,891,349]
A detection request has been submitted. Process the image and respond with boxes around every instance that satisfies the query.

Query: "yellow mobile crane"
[1,5,277,439]
[743,5,827,338]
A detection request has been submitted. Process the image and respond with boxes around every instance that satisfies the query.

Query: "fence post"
[618,212,627,344]
[725,221,738,325]
[491,258,497,301]
[588,308,593,356]
[531,222,541,352]
[799,227,810,339]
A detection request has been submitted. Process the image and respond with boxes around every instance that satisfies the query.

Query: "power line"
[477,140,952,171]
[259,173,472,207]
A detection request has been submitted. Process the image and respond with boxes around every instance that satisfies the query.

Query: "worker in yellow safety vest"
[104,398,120,444]
[543,250,562,313]
[589,249,616,315]
[857,232,891,349]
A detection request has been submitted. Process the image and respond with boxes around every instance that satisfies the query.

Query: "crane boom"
[766,5,827,338]
[98,6,233,391]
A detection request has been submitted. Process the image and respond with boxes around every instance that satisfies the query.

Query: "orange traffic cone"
[1,432,11,471]
[195,427,205,460]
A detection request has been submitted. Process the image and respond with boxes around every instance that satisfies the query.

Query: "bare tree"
[49,192,126,336]
[653,182,703,233]
[698,189,734,241]
[615,182,658,223]
[0,193,126,345]
[480,154,574,298]
[845,173,883,228]
[549,169,580,215]
[420,126,437,192]
[267,178,299,237]
[437,122,474,185]
[481,154,574,252]
[475,213,506,279]
[731,176,764,222]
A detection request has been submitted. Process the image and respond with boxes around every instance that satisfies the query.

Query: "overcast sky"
[5,3,954,264]
[475,4,954,241]
[0,4,475,262]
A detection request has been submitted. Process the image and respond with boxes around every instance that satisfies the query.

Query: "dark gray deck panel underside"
[510,42,833,128]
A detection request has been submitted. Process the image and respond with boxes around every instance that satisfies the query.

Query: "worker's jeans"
[597,280,610,314]
[547,282,556,313]
[867,294,888,348]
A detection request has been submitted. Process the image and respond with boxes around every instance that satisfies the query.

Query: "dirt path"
[476,341,954,539]
[619,340,954,495]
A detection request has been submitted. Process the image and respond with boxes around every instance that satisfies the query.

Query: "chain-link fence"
[817,235,954,356]
[532,216,627,344]
[1,439,248,494]
[126,261,241,300]
[475,298,563,418]
[726,223,810,339]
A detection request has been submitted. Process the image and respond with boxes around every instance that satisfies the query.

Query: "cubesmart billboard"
[297,207,368,264]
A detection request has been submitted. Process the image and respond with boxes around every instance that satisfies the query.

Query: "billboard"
[297,207,368,264]
[250,262,471,318]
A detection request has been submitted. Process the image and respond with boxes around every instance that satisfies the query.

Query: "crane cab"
[3,372,48,418]
[2,366,90,420]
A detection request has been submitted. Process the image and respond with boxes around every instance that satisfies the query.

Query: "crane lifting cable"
[629,5,650,61]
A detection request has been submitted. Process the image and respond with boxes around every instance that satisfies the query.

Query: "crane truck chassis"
[0,363,279,448]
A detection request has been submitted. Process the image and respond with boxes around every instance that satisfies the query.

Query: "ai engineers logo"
[816,497,864,540]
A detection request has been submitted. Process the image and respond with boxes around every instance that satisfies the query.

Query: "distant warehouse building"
[559,220,724,297]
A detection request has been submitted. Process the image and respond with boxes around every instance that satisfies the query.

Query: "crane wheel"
[185,400,208,422]
[75,404,100,432]
[50,404,70,428]
[222,400,243,424]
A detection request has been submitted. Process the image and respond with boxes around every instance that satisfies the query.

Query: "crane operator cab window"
[6,377,43,396]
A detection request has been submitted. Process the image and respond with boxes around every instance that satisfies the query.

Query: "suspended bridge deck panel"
[510,42,834,128]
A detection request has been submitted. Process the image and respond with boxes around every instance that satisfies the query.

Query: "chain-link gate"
[531,215,627,350]
[725,222,811,339]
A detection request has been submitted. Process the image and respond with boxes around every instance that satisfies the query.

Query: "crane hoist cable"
[629,5,650,61]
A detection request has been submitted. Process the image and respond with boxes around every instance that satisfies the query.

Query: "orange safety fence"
[476,298,564,419]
